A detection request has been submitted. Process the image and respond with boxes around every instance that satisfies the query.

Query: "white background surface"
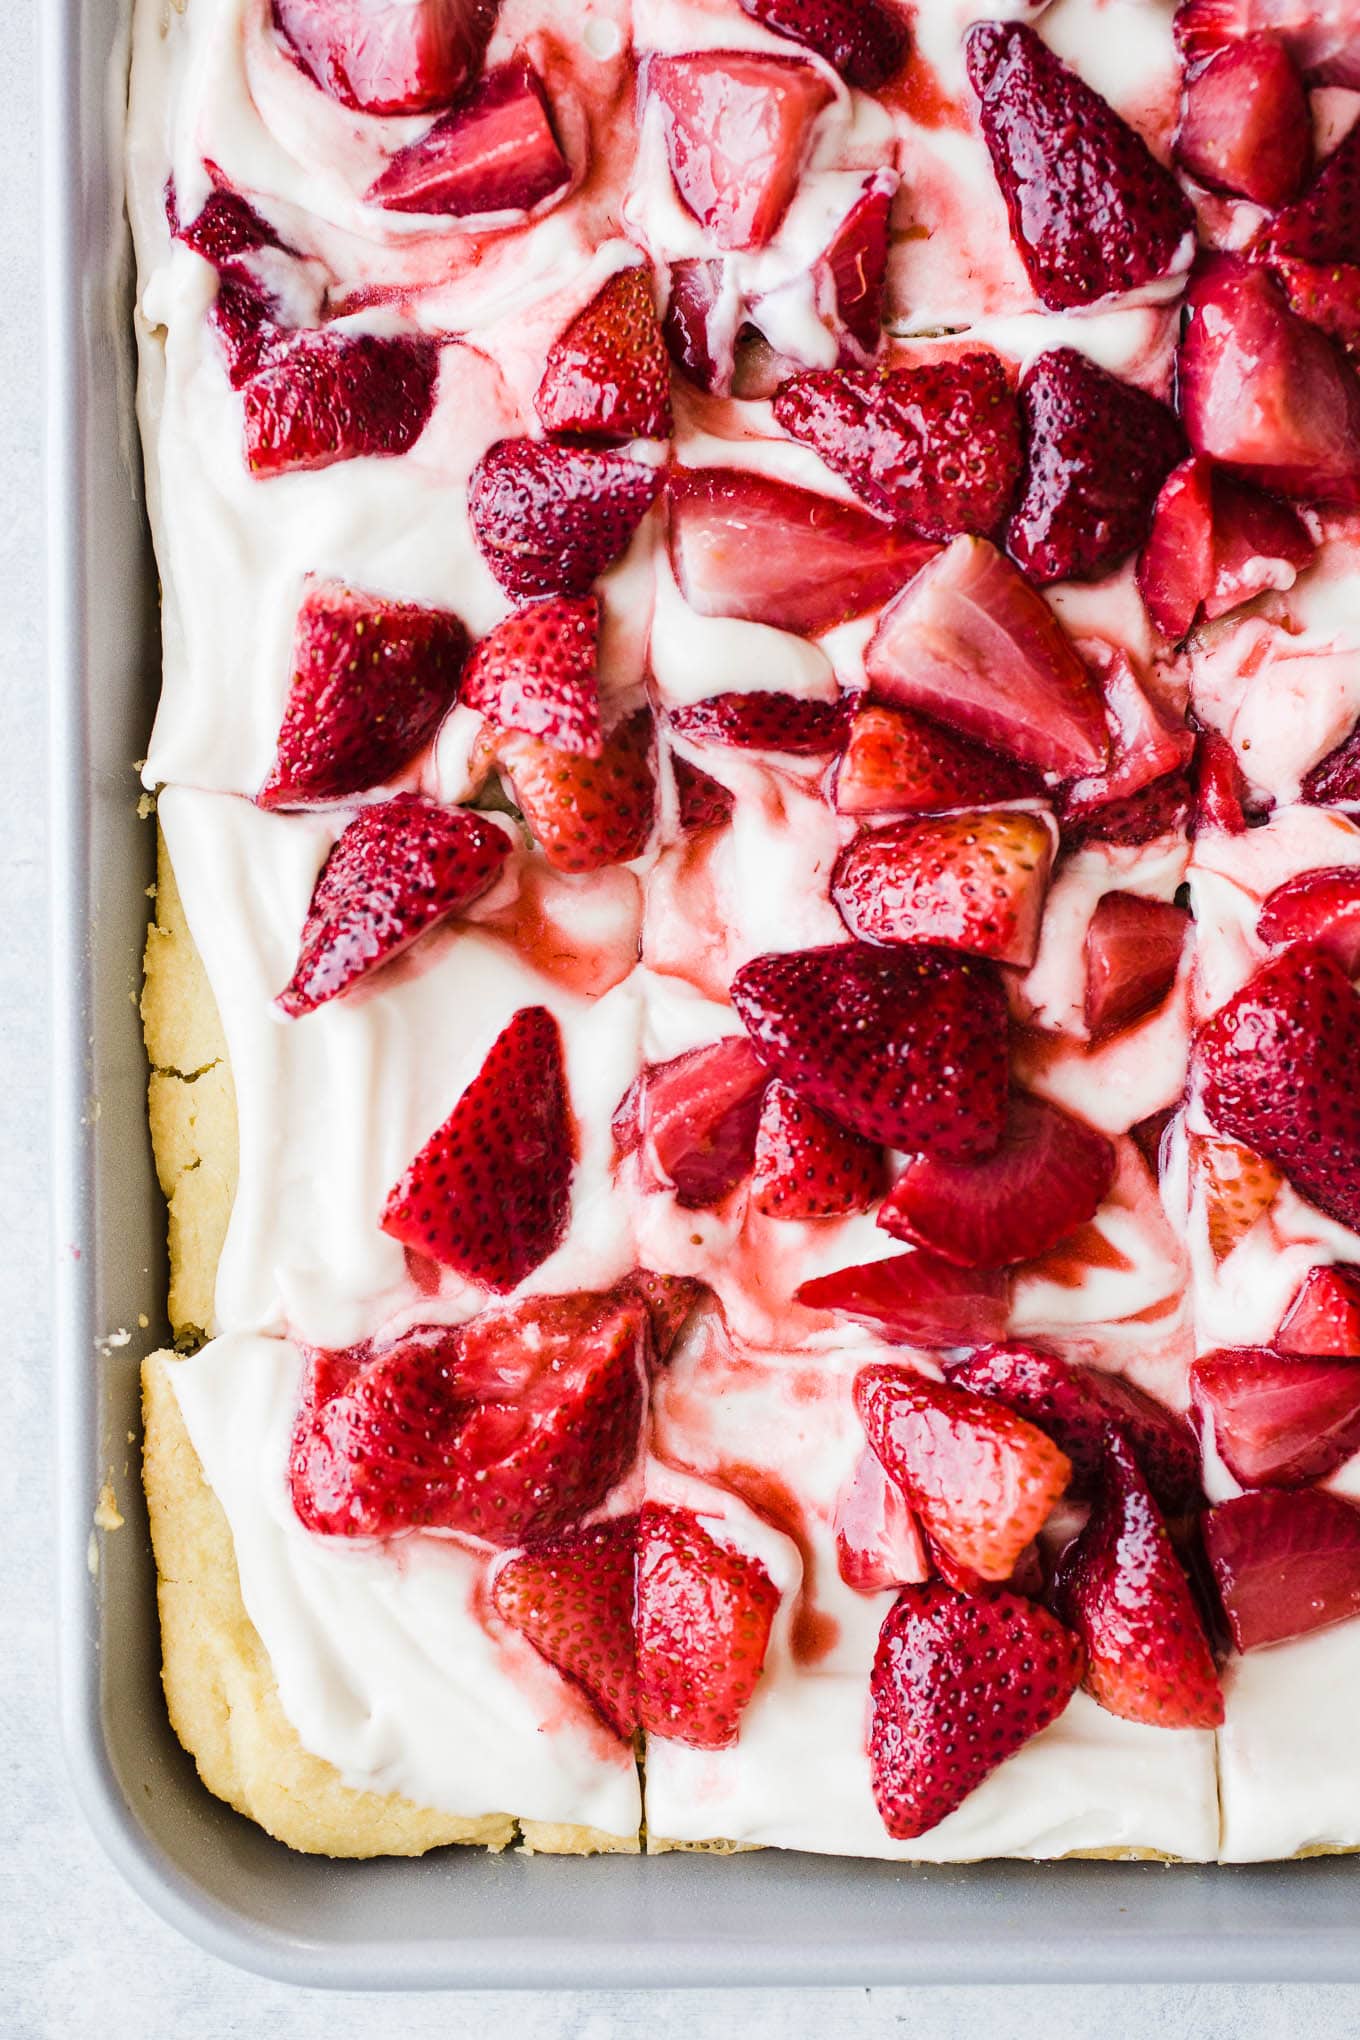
[5,5,1360,2035]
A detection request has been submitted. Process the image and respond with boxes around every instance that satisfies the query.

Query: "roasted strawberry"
[535,266,673,442]
[1273,255,1360,361]
[366,58,569,215]
[1303,718,1360,805]
[667,467,934,636]
[1174,1,1360,87]
[496,710,655,872]
[1193,727,1256,833]
[1277,1263,1360,1354]
[259,580,469,808]
[272,0,497,114]
[380,1004,574,1289]
[1141,456,1317,638]
[738,0,909,88]
[662,259,732,395]
[869,1581,1084,1837]
[644,51,834,251]
[242,329,439,477]
[821,171,895,362]
[1258,866,1360,975]
[832,809,1054,967]
[209,272,291,388]
[1082,892,1188,1039]
[857,1365,1071,1581]
[1195,946,1360,1233]
[622,1270,708,1361]
[1262,113,1360,265]
[171,180,286,263]
[834,1447,928,1594]
[1175,34,1311,206]
[289,1326,465,1536]
[730,941,1008,1155]
[1059,652,1196,835]
[668,692,849,756]
[865,538,1109,779]
[1130,1106,1175,1176]
[1006,350,1184,586]
[462,596,603,757]
[1189,1134,1283,1260]
[638,1036,769,1207]
[1204,1486,1360,1650]
[773,354,1023,542]
[1062,772,1192,850]
[468,440,662,600]
[750,1079,885,1219]
[797,1251,1012,1346]
[277,796,509,1017]
[1137,458,1215,642]
[1052,1433,1223,1729]
[672,754,735,831]
[1191,1346,1360,1487]
[834,704,1041,818]
[491,1516,638,1738]
[966,22,1193,310]
[635,1503,779,1748]
[878,1092,1116,1270]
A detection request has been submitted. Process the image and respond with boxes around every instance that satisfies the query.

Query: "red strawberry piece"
[272,0,497,114]
[639,1036,769,1207]
[1204,475,1316,621]
[667,467,934,637]
[750,1079,885,1219]
[1277,1263,1360,1354]
[496,709,655,872]
[1189,1133,1283,1260]
[1303,718,1360,805]
[730,941,1009,1154]
[462,596,602,757]
[490,1516,638,1738]
[621,1270,708,1360]
[1052,1433,1223,1728]
[878,1092,1116,1270]
[821,171,895,363]
[772,354,1023,542]
[832,809,1055,967]
[1195,946,1360,1232]
[865,537,1109,779]
[1191,1346,1360,1487]
[172,181,286,263]
[673,754,735,831]
[857,1365,1072,1580]
[1175,34,1311,207]
[1258,865,1360,974]
[635,1503,780,1748]
[1061,770,1192,851]
[259,580,469,808]
[242,329,439,477]
[834,1446,928,1593]
[1058,654,1196,839]
[668,691,848,756]
[797,1250,1012,1345]
[662,259,733,395]
[1193,727,1256,833]
[366,58,568,215]
[1137,458,1215,641]
[210,272,291,388]
[1204,1485,1360,1650]
[869,1580,1084,1837]
[289,1326,465,1536]
[468,439,662,601]
[644,52,834,252]
[1262,114,1360,265]
[966,22,1194,310]
[834,704,1041,818]
[1273,255,1360,361]
[1179,254,1360,507]
[1130,1106,1175,1177]
[736,0,909,89]
[1006,349,1184,587]
[1174,1,1360,88]
[1083,892,1188,1039]
[380,1004,574,1289]
[535,266,673,442]
[277,795,509,1017]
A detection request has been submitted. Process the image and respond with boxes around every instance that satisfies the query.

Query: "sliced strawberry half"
[772,354,1023,543]
[1189,1133,1283,1261]
[1193,727,1256,834]
[1258,865,1360,975]
[1204,1486,1360,1650]
[737,0,909,89]
[243,329,439,477]
[834,1447,928,1594]
[535,266,673,442]
[1083,892,1188,1039]
[1175,34,1311,207]
[380,1004,574,1289]
[366,58,569,216]
[667,467,934,637]
[797,1251,1012,1346]
[869,1581,1084,1837]
[468,439,662,600]
[1006,349,1184,587]
[272,0,498,114]
[639,1036,769,1207]
[730,941,1009,1155]
[1262,114,1360,266]
[832,809,1054,967]
[1052,1432,1223,1728]
[672,754,735,831]
[1277,1263,1360,1354]
[277,795,509,1017]
[491,1516,638,1737]
[1273,255,1360,362]
[635,1503,780,1749]
[821,171,895,363]
[751,1079,885,1219]
[1303,718,1360,806]
[662,259,733,395]
[1137,458,1215,642]
[644,51,834,252]
[260,580,469,808]
[878,1092,1116,1270]
[496,709,655,872]
[1191,1346,1360,1487]
[834,704,1041,818]
[1195,946,1360,1234]
[864,537,1109,779]
[289,1325,465,1536]
[462,596,602,757]
[668,692,849,756]
[966,22,1194,310]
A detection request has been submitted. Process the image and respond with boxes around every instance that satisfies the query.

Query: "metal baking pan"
[45,0,1360,1989]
